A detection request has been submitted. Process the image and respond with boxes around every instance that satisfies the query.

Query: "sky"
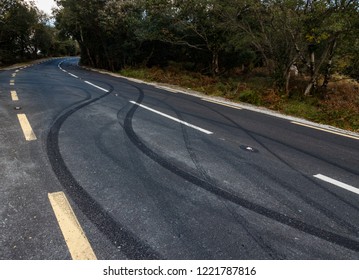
[30,0,58,15]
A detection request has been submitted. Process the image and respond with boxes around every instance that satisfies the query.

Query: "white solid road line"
[130,101,213,135]
[292,121,359,141]
[84,81,109,92]
[314,174,359,195]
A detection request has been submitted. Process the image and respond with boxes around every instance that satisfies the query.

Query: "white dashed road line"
[84,81,109,93]
[68,73,79,79]
[130,101,213,135]
[314,174,359,195]
[59,60,109,93]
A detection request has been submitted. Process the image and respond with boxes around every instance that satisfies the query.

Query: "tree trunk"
[304,39,334,96]
[285,68,291,97]
[322,38,337,90]
[212,51,219,76]
[284,56,299,97]
[79,27,95,67]
[304,44,317,96]
[310,50,315,78]
[304,81,314,96]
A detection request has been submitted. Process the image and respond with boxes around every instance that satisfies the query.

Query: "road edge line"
[292,121,359,141]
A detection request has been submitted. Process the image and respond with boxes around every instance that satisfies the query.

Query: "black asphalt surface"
[0,58,358,260]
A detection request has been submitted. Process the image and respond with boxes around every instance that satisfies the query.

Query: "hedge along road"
[0,57,358,260]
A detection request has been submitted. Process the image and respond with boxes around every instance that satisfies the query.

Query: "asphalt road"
[0,57,358,260]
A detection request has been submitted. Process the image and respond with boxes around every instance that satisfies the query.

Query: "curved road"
[0,58,358,259]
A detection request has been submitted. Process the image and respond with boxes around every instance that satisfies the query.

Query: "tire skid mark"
[190,100,359,234]
[221,200,285,259]
[124,89,359,253]
[248,132,359,214]
[250,129,359,176]
[141,95,212,181]
[169,105,359,176]
[133,96,281,257]
[92,123,212,259]
[127,90,359,236]
[126,95,280,258]
[62,60,359,252]
[47,63,161,260]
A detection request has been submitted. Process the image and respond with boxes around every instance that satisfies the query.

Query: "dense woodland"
[0,0,78,66]
[1,0,358,96]
[54,0,359,97]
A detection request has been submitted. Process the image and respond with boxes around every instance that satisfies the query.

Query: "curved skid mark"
[124,91,359,253]
[139,95,212,181]
[52,60,359,254]
[125,96,281,257]
[47,67,161,259]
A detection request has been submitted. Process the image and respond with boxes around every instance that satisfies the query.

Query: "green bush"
[239,89,261,105]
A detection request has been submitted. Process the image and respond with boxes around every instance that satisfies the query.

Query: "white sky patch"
[27,0,58,15]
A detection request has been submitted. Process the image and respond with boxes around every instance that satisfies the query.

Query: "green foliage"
[52,0,359,131]
[239,89,261,105]
[283,100,321,121]
[54,0,359,89]
[120,68,152,81]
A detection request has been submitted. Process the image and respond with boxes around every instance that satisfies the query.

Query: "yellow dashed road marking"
[17,114,37,141]
[11,91,19,101]
[48,192,97,260]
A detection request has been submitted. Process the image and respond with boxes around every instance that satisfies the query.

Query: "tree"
[54,0,359,97]
[222,0,359,96]
[55,0,100,67]
[1,0,76,65]
[298,0,359,96]
[140,0,235,75]
[0,0,37,64]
